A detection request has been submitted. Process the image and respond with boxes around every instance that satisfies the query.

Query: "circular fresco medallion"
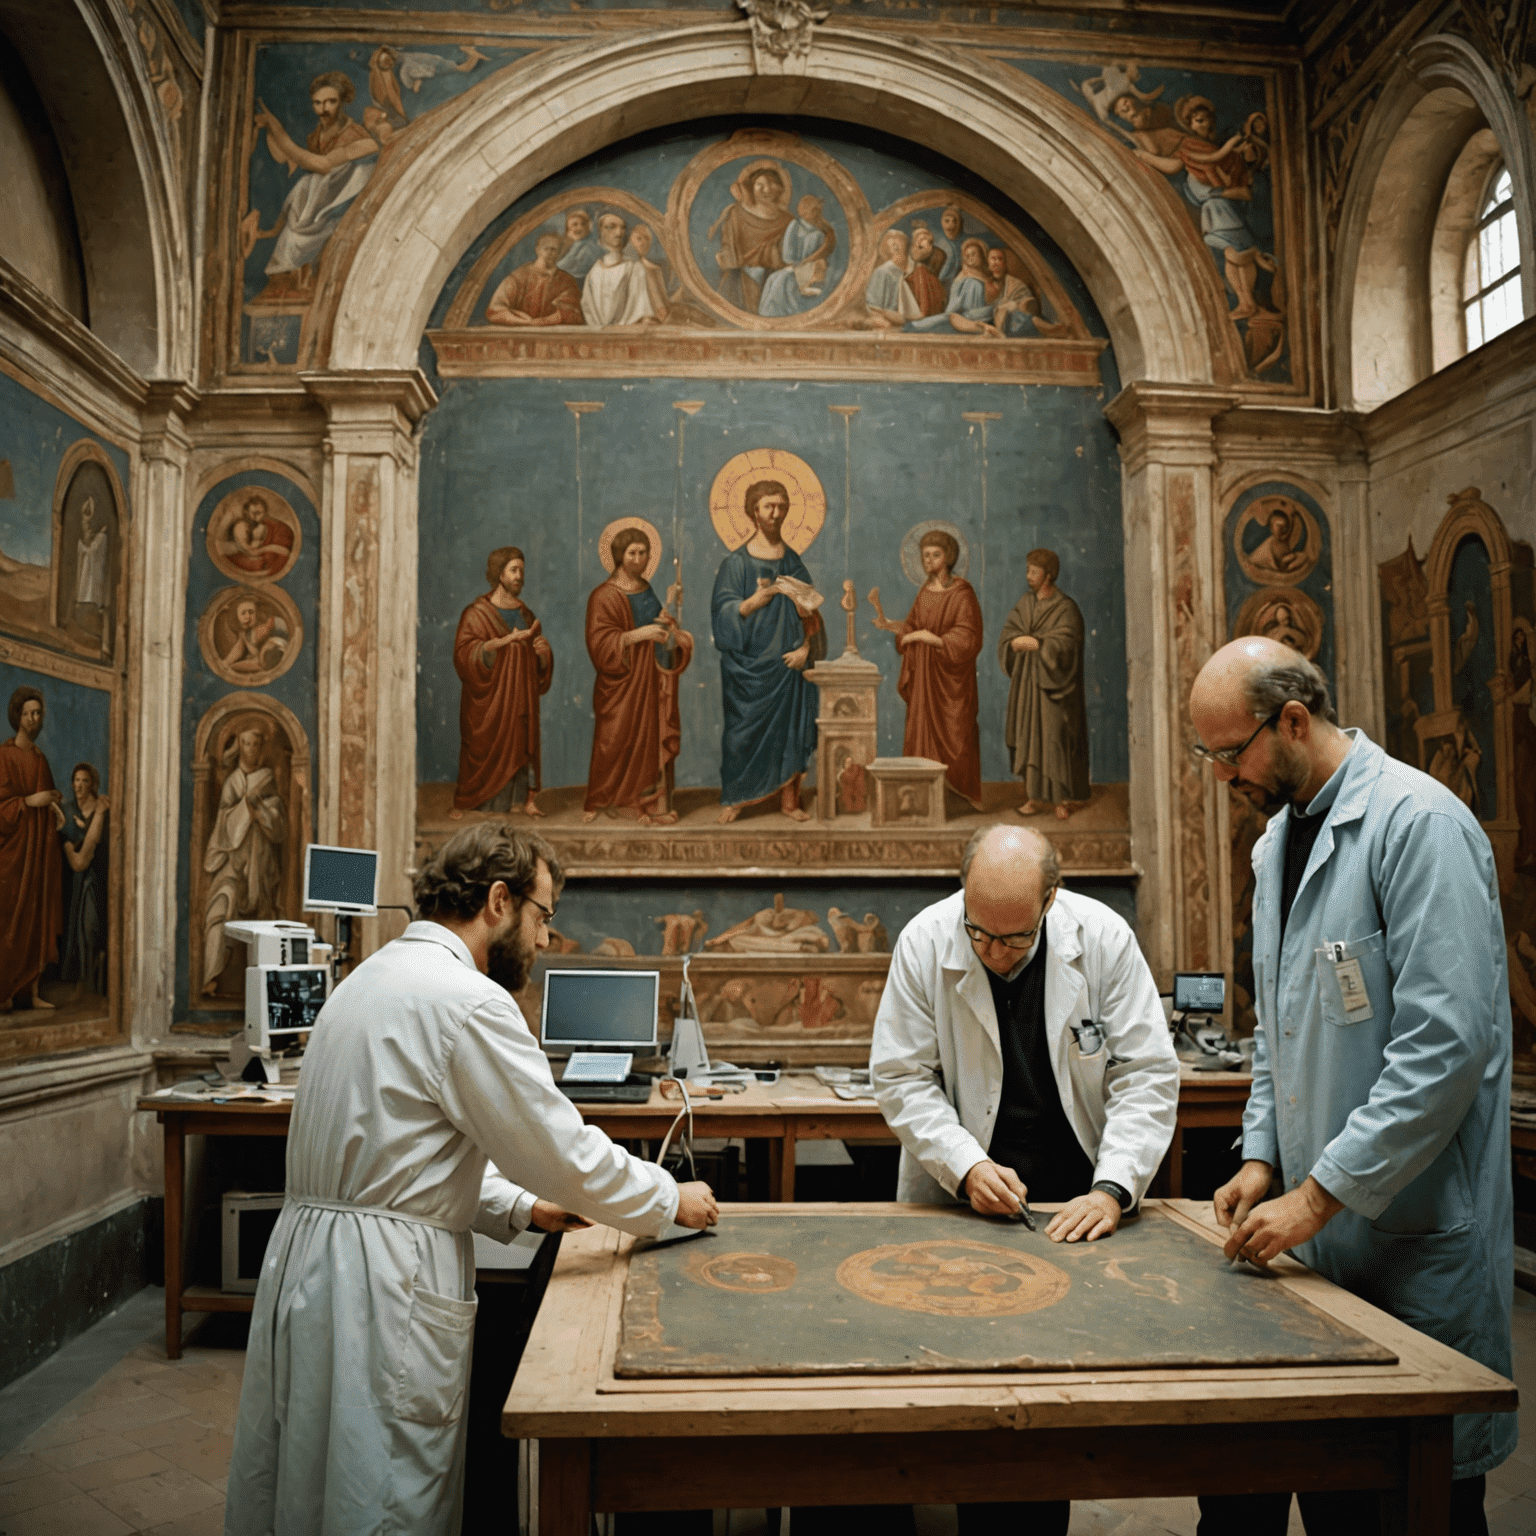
[688,1250,799,1294]
[205,486,302,584]
[900,520,971,585]
[596,516,664,581]
[708,448,826,553]
[1233,585,1325,661]
[836,1239,1070,1318]
[197,583,303,687]
[1232,494,1322,588]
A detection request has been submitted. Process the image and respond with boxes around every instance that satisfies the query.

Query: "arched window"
[1462,165,1522,348]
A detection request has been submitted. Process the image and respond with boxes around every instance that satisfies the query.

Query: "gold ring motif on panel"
[1233,494,1321,588]
[596,517,664,581]
[836,1239,1070,1317]
[709,449,826,553]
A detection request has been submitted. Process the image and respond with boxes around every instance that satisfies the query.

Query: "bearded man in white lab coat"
[225,824,718,1536]
[871,823,1178,1536]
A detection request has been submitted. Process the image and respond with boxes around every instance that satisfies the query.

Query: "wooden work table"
[505,1199,1517,1535]
[137,1068,1248,1357]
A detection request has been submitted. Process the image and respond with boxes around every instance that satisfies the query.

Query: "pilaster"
[301,369,437,953]
[130,381,198,1044]
[1105,382,1236,986]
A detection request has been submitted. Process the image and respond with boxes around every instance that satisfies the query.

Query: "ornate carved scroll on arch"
[49,440,128,664]
[188,693,311,1011]
[737,0,829,76]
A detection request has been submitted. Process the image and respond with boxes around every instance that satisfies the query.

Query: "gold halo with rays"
[708,448,826,554]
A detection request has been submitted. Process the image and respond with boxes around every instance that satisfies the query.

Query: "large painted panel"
[175,470,320,1026]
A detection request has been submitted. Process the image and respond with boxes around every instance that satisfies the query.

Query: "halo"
[596,516,663,581]
[900,520,971,586]
[709,449,826,554]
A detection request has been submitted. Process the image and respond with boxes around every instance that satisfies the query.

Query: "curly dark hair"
[8,686,43,732]
[484,546,526,589]
[919,529,960,571]
[412,822,564,922]
[609,526,651,569]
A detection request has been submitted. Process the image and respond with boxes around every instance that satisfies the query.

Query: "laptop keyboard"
[557,1077,655,1103]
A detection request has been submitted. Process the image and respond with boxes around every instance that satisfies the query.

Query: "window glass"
[1463,164,1523,350]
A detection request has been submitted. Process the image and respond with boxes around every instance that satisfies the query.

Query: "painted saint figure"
[485,232,584,326]
[998,548,1091,820]
[73,497,110,637]
[201,725,287,996]
[555,208,603,282]
[583,527,694,825]
[757,195,835,318]
[221,594,290,674]
[226,493,295,579]
[865,228,923,329]
[0,687,63,1012]
[709,161,793,314]
[452,545,553,819]
[711,480,824,823]
[250,72,379,299]
[580,214,657,328]
[60,762,109,1001]
[1247,505,1305,576]
[879,530,984,809]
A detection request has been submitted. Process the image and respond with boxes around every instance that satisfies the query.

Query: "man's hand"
[782,643,810,671]
[529,1200,593,1233]
[963,1159,1028,1216]
[1045,1190,1121,1244]
[899,629,942,650]
[1009,635,1041,653]
[24,789,62,808]
[1213,1159,1274,1235]
[1222,1176,1343,1268]
[673,1181,720,1229]
[740,577,776,617]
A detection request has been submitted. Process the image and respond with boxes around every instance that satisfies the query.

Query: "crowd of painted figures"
[449,486,1091,827]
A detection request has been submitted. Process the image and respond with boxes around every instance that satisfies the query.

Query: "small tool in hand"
[1004,1193,1037,1232]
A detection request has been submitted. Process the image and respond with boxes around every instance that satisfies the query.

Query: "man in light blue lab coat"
[1187,637,1515,1536]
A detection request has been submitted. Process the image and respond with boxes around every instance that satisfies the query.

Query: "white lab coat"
[225,922,679,1536]
[871,888,1179,1206]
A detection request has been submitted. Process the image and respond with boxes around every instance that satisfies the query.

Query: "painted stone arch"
[187,693,312,1009]
[308,25,1244,388]
[50,440,128,665]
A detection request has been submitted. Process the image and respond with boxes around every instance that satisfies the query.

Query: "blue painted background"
[0,665,110,796]
[174,469,320,1024]
[418,119,1127,795]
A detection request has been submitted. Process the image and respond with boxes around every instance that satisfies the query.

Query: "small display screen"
[1174,973,1226,1013]
[541,971,659,1052]
[266,968,328,1035]
[305,846,378,911]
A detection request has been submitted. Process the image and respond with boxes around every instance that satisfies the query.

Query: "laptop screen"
[540,969,659,1053]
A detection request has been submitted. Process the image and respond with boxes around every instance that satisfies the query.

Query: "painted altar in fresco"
[1379,489,1536,1074]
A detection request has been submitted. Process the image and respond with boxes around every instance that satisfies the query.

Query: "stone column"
[1105,383,1235,987]
[129,381,198,1042]
[302,370,436,955]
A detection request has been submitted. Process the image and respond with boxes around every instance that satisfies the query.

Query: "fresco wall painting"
[1379,488,1536,1073]
[0,376,129,1059]
[1222,480,1337,1035]
[176,470,320,1025]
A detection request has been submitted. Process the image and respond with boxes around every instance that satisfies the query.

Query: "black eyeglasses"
[1189,708,1282,768]
[521,894,558,927]
[963,887,1057,951]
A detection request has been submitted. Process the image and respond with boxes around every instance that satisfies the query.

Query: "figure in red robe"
[484,233,584,326]
[1,687,64,1010]
[452,547,553,818]
[583,528,694,824]
[876,531,983,808]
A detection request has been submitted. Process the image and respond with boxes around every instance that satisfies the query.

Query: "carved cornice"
[1104,382,1239,473]
[300,369,438,426]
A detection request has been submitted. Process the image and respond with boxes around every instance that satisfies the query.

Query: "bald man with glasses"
[872,824,1178,1242]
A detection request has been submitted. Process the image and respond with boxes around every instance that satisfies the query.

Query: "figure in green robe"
[998,548,1091,819]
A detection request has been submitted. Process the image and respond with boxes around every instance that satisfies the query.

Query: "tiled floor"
[2,1289,1533,1535]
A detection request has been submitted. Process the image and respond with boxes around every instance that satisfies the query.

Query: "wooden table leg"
[538,1438,591,1536]
[1383,1415,1452,1534]
[163,1117,184,1360]
[778,1127,796,1203]
[1166,1124,1184,1199]
[767,1139,782,1202]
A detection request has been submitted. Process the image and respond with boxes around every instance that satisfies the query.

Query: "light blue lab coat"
[1243,729,1515,1478]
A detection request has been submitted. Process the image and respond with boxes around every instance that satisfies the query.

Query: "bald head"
[1189,638,1347,814]
[962,826,1060,972]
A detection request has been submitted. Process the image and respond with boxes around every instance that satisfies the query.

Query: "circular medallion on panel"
[836,1239,1070,1318]
[1232,494,1321,588]
[1233,586,1325,661]
[198,584,304,687]
[686,1250,799,1294]
[206,486,302,584]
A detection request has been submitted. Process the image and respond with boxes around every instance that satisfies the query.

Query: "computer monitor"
[1173,972,1226,1015]
[303,844,379,916]
[540,969,659,1054]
